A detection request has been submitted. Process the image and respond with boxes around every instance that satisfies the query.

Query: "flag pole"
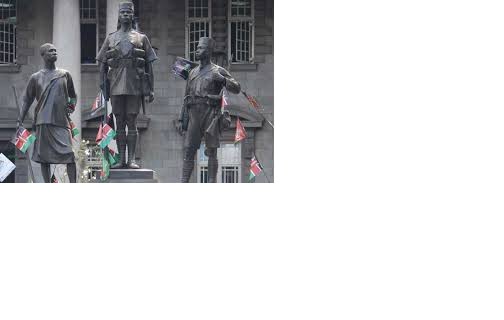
[253,153,271,183]
[12,86,35,183]
[242,91,274,129]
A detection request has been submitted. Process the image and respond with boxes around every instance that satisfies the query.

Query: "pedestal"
[105,168,158,183]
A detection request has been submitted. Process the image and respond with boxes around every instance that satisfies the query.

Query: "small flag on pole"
[95,123,103,143]
[91,92,102,111]
[51,173,58,183]
[69,121,79,138]
[221,88,229,111]
[98,124,116,149]
[14,127,36,153]
[106,113,115,130]
[172,56,197,80]
[108,148,120,166]
[234,117,247,144]
[249,156,264,181]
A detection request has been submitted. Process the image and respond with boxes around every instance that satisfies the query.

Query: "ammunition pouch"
[184,95,220,107]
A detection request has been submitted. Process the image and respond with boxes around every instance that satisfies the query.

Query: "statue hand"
[147,91,154,103]
[175,120,185,136]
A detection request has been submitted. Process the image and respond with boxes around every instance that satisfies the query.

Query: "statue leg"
[206,147,218,183]
[41,163,51,183]
[126,113,140,169]
[67,162,76,183]
[181,147,197,183]
[112,97,127,169]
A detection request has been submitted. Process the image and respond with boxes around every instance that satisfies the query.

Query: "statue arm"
[219,68,241,94]
[18,75,36,124]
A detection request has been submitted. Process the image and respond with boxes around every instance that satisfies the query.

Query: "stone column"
[53,0,81,181]
[52,0,81,142]
[106,0,121,34]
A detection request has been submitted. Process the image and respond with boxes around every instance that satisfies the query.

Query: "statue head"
[195,37,215,61]
[40,43,57,63]
[117,1,136,29]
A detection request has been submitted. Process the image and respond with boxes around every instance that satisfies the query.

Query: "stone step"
[105,168,158,182]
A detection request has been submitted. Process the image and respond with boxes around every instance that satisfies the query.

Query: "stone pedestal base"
[105,168,158,183]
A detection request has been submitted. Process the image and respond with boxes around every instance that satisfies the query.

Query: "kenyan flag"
[67,97,77,112]
[69,121,79,138]
[51,173,58,183]
[249,156,264,181]
[100,155,110,181]
[98,123,116,149]
[107,148,120,166]
[14,127,36,153]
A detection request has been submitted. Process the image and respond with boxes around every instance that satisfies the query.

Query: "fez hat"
[119,1,134,11]
[198,37,215,50]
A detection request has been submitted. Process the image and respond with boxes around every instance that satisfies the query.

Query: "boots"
[207,157,218,183]
[127,131,140,169]
[181,159,194,183]
[112,130,127,169]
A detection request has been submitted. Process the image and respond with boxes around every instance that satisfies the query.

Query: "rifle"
[12,86,35,183]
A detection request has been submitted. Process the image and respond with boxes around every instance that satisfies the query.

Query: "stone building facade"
[0,0,273,183]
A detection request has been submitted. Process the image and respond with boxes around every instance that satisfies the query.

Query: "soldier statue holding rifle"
[96,1,157,169]
[176,37,241,183]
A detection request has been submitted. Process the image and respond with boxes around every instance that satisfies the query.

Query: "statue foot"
[127,161,140,169]
[112,162,127,169]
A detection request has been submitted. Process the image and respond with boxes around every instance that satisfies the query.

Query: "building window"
[0,0,16,64]
[228,0,254,63]
[197,143,241,183]
[80,0,98,64]
[186,0,211,62]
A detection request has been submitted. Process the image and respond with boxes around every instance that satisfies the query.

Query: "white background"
[2,0,504,319]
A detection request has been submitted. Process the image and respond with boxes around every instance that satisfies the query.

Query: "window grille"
[197,143,241,183]
[186,0,211,62]
[80,0,98,64]
[228,0,254,63]
[0,0,16,64]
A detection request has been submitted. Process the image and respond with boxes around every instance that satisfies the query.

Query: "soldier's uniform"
[96,3,157,168]
[180,38,241,182]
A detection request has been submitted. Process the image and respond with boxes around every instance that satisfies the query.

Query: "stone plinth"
[105,168,158,183]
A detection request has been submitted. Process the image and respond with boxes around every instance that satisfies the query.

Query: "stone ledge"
[82,64,99,73]
[230,63,258,72]
[0,64,21,73]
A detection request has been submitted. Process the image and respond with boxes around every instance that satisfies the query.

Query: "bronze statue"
[176,37,241,183]
[17,43,77,183]
[96,1,157,169]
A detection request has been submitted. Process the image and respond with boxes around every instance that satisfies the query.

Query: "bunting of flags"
[96,123,116,149]
[69,121,79,138]
[234,117,247,144]
[244,92,260,110]
[249,156,264,181]
[14,127,36,153]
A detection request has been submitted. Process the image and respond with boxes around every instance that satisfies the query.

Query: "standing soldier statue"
[176,37,241,183]
[96,1,157,169]
[17,43,78,183]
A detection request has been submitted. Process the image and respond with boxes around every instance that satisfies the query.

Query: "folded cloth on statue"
[31,124,75,164]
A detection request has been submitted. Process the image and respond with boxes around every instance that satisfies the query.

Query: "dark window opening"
[81,23,97,63]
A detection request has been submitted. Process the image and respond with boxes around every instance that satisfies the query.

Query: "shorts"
[111,95,141,114]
